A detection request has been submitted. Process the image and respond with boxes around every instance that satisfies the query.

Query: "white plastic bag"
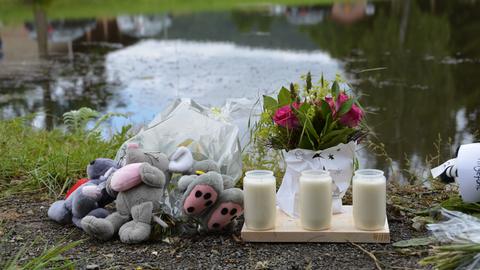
[427,208,480,244]
[427,209,480,270]
[114,98,242,218]
[276,142,356,217]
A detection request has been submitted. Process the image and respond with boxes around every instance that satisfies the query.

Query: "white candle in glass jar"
[243,170,276,230]
[299,170,332,230]
[353,169,386,231]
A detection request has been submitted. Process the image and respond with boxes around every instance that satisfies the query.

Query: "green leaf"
[306,72,312,92]
[392,237,435,248]
[320,128,353,144]
[297,116,316,150]
[289,83,298,102]
[298,102,311,113]
[338,98,354,116]
[321,113,331,137]
[263,95,278,112]
[331,81,340,97]
[319,99,332,119]
[293,105,320,147]
[298,132,315,149]
[319,131,351,149]
[441,195,480,214]
[278,87,292,106]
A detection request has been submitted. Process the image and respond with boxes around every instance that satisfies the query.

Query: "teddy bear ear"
[169,147,194,173]
[87,158,117,180]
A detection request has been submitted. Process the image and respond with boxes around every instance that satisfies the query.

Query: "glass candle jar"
[352,169,386,231]
[299,170,332,230]
[243,170,276,230]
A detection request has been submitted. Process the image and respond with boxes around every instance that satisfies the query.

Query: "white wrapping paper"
[114,98,242,218]
[276,141,356,217]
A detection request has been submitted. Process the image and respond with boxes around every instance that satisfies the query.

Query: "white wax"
[243,171,276,230]
[299,171,332,230]
[353,170,386,230]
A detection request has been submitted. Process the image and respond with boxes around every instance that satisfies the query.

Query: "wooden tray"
[241,206,390,243]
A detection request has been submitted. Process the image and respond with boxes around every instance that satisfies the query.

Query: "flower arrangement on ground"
[254,72,365,151]
[253,73,367,217]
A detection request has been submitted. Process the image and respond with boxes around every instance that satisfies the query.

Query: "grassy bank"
[0,112,476,269]
[1,0,335,25]
[0,116,129,198]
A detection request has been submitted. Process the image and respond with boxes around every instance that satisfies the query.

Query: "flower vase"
[276,141,356,217]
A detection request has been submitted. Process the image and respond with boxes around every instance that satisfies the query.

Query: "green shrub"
[0,115,130,198]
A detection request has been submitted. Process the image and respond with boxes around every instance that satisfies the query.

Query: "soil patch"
[0,195,427,269]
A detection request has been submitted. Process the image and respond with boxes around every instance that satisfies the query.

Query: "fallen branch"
[350,242,382,270]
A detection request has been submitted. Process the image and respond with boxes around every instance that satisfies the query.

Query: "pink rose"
[325,96,335,111]
[340,104,363,127]
[324,92,363,127]
[273,102,301,129]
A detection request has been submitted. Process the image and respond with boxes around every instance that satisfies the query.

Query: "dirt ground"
[0,195,428,269]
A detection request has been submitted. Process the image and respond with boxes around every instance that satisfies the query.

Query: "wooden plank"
[241,206,390,243]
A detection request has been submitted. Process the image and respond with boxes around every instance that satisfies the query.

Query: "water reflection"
[104,39,342,127]
[117,15,172,38]
[0,0,479,179]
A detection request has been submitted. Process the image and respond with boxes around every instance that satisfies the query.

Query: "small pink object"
[273,102,301,129]
[127,143,140,149]
[325,92,363,127]
[207,202,243,230]
[183,184,218,215]
[110,163,143,192]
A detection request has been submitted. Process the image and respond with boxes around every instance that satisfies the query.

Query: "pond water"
[1,0,479,180]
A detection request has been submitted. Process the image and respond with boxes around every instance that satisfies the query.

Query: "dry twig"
[350,242,383,270]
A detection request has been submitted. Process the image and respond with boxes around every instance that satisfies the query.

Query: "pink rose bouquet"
[273,102,301,129]
[254,73,366,151]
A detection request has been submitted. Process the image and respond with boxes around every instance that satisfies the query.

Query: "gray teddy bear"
[47,158,119,229]
[81,145,193,243]
[82,145,244,244]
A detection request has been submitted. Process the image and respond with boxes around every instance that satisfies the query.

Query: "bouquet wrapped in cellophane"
[253,73,366,217]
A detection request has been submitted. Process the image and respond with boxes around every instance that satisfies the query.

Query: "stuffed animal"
[127,144,245,232]
[81,146,194,243]
[47,158,119,229]
[178,170,244,232]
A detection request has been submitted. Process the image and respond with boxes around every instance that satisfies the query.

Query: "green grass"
[0,116,130,198]
[1,235,82,270]
[1,0,336,25]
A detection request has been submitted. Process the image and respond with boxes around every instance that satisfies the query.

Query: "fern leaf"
[63,107,99,133]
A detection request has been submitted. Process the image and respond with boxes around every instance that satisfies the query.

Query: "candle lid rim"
[354,169,384,177]
[245,170,274,178]
[300,169,331,178]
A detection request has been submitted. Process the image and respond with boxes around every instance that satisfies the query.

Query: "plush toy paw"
[48,200,72,224]
[119,220,151,244]
[110,163,143,192]
[204,188,244,231]
[139,163,166,188]
[181,172,223,216]
[119,201,153,244]
[82,216,115,241]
